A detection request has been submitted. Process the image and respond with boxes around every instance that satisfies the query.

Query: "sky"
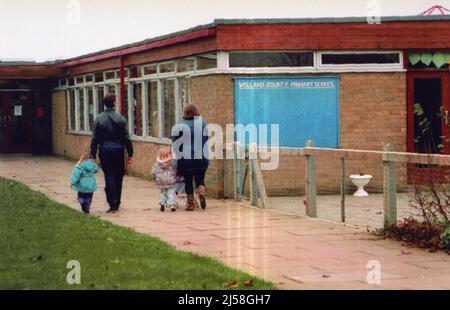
[0,0,448,61]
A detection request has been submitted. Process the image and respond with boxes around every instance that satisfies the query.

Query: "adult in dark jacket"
[171,104,209,211]
[90,93,133,213]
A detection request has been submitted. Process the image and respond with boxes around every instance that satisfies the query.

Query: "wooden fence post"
[383,143,397,228]
[305,140,317,218]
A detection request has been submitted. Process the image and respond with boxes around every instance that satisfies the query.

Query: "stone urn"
[349,174,373,197]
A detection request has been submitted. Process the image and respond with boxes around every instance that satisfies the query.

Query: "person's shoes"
[160,204,165,212]
[198,186,207,210]
[170,205,177,212]
[186,195,195,211]
[199,194,207,210]
[107,204,119,213]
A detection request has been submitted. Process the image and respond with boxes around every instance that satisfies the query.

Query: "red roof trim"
[62,28,216,68]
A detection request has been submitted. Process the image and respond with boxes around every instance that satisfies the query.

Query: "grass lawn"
[0,177,275,290]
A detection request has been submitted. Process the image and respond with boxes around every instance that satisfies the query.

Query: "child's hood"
[79,160,99,173]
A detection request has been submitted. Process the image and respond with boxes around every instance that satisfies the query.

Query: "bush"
[385,218,448,253]
[441,227,450,250]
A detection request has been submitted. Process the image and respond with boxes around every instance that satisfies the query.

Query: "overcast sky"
[0,0,448,61]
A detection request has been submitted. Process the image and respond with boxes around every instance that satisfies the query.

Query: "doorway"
[407,72,450,183]
[0,91,33,153]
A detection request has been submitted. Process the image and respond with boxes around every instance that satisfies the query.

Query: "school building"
[1,15,450,198]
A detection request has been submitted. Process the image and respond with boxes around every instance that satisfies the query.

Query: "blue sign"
[235,77,339,148]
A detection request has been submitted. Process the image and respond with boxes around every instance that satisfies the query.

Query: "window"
[143,64,157,76]
[147,81,159,137]
[196,53,217,70]
[78,89,85,131]
[179,77,192,116]
[97,86,105,114]
[95,72,104,83]
[87,87,95,130]
[177,58,195,72]
[131,83,144,136]
[124,83,129,129]
[162,79,176,139]
[229,52,314,68]
[68,89,76,131]
[75,76,84,84]
[129,66,142,78]
[85,75,94,83]
[160,62,175,73]
[104,71,116,80]
[321,53,400,65]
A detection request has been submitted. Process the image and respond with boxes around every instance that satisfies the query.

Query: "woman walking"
[171,104,209,211]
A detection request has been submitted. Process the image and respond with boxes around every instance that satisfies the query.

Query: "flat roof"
[1,15,449,67]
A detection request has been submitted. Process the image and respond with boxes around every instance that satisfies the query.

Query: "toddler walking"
[151,148,177,212]
[70,152,99,214]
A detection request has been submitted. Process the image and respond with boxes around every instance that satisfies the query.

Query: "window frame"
[317,51,404,72]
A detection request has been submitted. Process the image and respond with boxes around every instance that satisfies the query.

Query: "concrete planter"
[350,174,373,197]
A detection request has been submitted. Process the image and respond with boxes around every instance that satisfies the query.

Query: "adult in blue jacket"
[172,104,209,211]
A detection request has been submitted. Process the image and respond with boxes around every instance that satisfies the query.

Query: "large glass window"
[162,79,176,139]
[147,81,159,137]
[229,52,313,68]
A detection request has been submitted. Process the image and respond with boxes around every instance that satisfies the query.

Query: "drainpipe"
[119,55,125,116]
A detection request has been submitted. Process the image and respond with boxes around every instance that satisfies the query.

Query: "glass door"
[0,92,32,153]
[0,94,7,153]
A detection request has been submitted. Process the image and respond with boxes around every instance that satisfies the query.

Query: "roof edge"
[214,15,450,25]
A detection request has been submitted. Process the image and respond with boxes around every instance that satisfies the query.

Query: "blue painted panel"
[235,77,339,148]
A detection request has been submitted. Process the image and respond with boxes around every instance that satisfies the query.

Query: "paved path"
[1,155,450,289]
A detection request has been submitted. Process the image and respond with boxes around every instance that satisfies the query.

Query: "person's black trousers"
[99,144,125,209]
[178,159,209,195]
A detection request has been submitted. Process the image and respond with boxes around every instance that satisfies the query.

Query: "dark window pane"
[229,52,313,68]
[321,53,400,65]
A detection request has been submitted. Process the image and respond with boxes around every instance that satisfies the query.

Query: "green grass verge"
[0,177,275,290]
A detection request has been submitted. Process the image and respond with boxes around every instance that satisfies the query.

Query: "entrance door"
[0,92,32,153]
[407,72,450,183]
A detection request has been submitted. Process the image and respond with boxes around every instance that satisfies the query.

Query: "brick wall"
[192,75,235,198]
